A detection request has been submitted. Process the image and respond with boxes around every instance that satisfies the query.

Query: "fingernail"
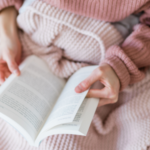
[81,81,87,88]
[13,70,19,76]
[75,85,82,93]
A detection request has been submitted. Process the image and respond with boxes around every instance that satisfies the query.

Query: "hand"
[0,7,22,85]
[75,63,120,107]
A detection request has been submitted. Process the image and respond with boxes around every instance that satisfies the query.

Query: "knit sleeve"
[44,0,150,22]
[102,23,150,91]
[0,0,23,11]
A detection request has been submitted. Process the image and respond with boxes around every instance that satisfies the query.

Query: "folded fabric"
[1,1,150,150]
[17,1,123,78]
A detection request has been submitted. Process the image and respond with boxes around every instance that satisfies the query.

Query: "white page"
[0,56,66,141]
[36,98,88,144]
[35,97,99,145]
[50,97,99,135]
[42,65,98,131]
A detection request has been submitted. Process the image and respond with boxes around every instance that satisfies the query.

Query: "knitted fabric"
[0,0,23,11]
[0,0,150,150]
[43,0,150,22]
[1,0,150,22]
[17,1,123,78]
[1,0,150,90]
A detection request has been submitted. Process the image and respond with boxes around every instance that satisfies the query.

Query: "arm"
[103,23,150,90]
[75,9,150,106]
[103,25,150,90]
[102,8,150,90]
[0,6,22,85]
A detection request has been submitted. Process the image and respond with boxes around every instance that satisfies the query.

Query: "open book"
[0,56,99,147]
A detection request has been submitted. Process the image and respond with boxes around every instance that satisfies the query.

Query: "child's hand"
[75,63,120,107]
[0,7,22,85]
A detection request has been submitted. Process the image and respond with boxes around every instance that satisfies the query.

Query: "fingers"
[0,64,11,85]
[4,53,20,76]
[98,97,118,107]
[4,70,11,78]
[0,71,11,85]
[87,88,109,98]
[0,71,5,85]
[87,88,118,107]
[75,68,101,93]
[87,87,117,99]
[97,98,117,107]
[75,65,120,107]
[0,59,5,63]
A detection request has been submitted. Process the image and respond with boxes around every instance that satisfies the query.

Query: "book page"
[0,56,65,142]
[35,97,99,145]
[41,65,98,131]
[54,81,102,134]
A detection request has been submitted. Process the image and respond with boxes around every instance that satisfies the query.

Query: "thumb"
[4,53,20,76]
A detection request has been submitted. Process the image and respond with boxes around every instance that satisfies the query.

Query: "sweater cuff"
[0,0,23,11]
[101,56,130,91]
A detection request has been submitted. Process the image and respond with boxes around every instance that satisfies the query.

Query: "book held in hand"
[0,56,99,147]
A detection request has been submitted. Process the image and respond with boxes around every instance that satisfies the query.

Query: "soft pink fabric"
[140,8,150,26]
[102,24,150,90]
[17,1,123,78]
[1,0,150,91]
[43,0,150,22]
[1,0,150,22]
[0,1,150,150]
[0,0,23,11]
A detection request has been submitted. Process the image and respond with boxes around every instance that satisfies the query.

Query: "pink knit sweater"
[1,1,150,150]
[1,0,150,90]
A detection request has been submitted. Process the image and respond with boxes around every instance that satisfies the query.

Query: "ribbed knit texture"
[17,1,123,78]
[1,0,150,22]
[1,0,150,90]
[0,0,150,150]
[102,24,150,90]
[44,0,150,22]
[0,0,23,11]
